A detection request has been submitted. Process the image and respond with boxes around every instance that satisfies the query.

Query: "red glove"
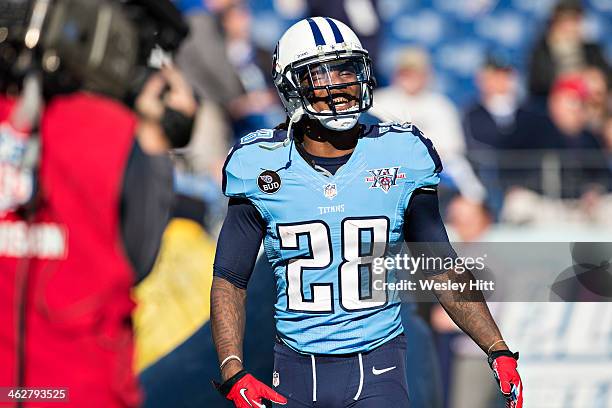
[488,351,523,408]
[215,370,287,408]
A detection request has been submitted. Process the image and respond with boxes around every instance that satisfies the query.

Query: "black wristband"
[488,350,519,368]
[213,369,248,397]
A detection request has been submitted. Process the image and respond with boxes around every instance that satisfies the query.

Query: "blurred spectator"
[509,74,610,198]
[220,1,285,138]
[583,65,610,135]
[504,74,610,198]
[527,0,611,102]
[174,1,244,186]
[548,74,594,145]
[446,197,492,242]
[307,0,381,70]
[373,46,486,203]
[603,114,612,171]
[467,58,516,148]
[462,54,555,215]
[465,54,527,150]
[176,0,245,106]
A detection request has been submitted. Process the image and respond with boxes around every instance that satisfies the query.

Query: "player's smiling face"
[298,59,361,113]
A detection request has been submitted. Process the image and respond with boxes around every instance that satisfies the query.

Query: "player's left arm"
[404,188,523,407]
[430,271,505,353]
[430,266,523,407]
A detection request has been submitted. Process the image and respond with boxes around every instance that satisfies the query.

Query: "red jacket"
[0,93,141,407]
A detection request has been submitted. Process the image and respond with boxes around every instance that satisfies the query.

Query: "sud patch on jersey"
[258,170,282,194]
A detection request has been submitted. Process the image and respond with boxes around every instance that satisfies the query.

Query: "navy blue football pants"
[271,334,410,407]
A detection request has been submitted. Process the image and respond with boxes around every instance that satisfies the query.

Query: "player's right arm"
[210,276,247,381]
[213,144,264,383]
[213,142,287,406]
[211,198,262,381]
[211,198,287,406]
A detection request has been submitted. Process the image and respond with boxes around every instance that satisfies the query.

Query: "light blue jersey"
[222,123,442,354]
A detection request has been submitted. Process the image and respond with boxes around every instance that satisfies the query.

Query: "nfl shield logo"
[324,183,337,200]
[273,371,280,387]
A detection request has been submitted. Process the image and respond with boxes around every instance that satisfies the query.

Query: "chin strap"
[318,112,360,131]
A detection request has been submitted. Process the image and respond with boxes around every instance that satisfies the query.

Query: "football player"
[211,17,523,408]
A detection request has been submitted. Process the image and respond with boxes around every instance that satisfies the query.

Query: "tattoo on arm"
[211,276,247,381]
[431,270,507,354]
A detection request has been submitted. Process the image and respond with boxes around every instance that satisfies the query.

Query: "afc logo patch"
[257,170,282,194]
[364,166,406,193]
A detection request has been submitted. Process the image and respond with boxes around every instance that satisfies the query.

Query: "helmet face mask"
[291,54,373,117]
[272,17,375,131]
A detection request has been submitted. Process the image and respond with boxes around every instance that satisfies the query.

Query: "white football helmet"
[272,17,375,131]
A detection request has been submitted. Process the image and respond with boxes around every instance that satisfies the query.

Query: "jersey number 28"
[278,217,389,313]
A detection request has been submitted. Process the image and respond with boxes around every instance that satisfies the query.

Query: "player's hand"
[488,350,523,408]
[215,370,287,408]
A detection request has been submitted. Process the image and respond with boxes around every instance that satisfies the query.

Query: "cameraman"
[0,6,196,408]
